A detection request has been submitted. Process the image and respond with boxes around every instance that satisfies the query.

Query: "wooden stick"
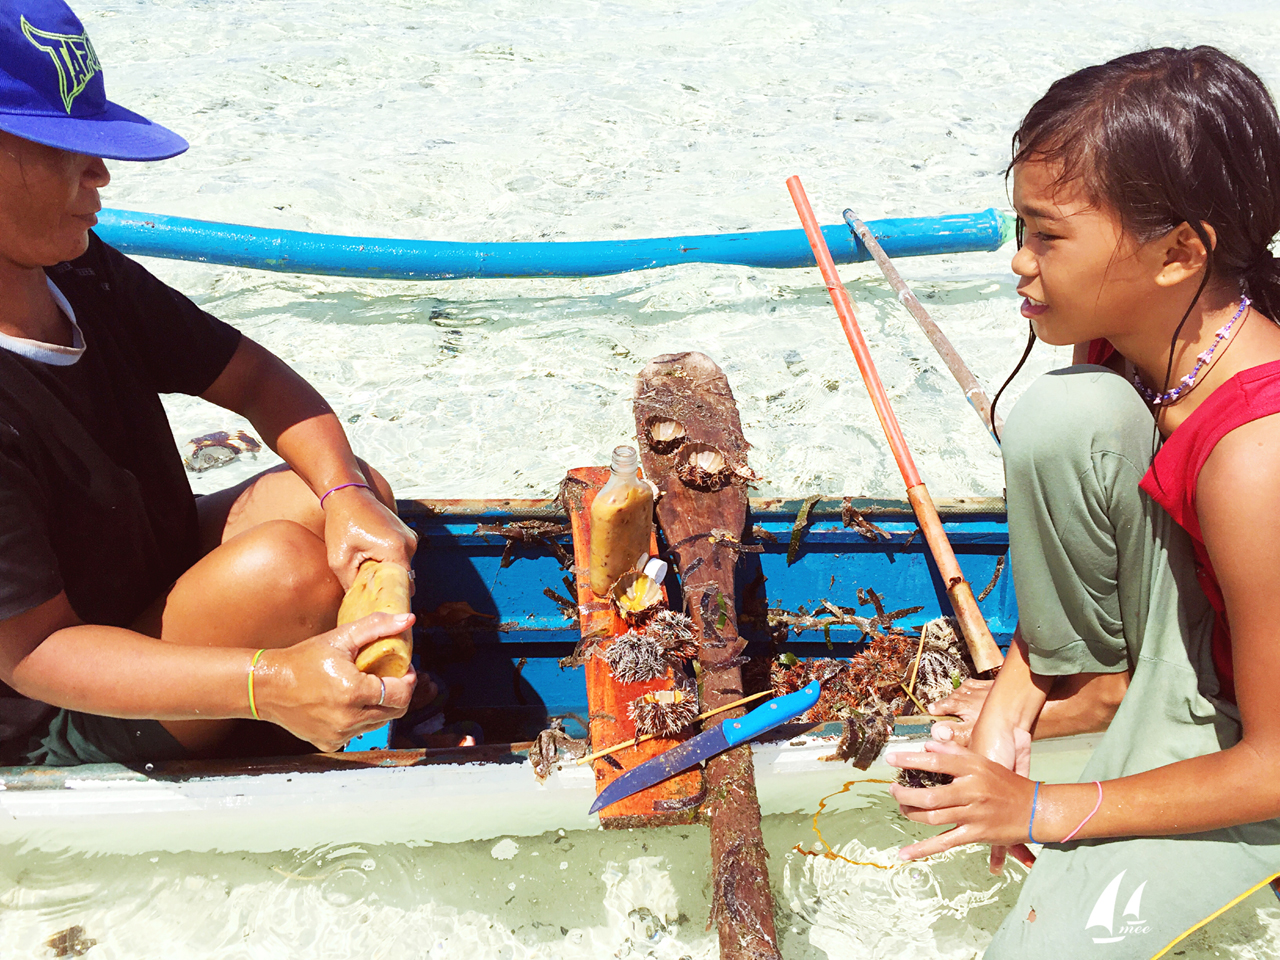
[844,210,1002,442]
[786,176,1004,677]
[576,689,772,765]
[906,626,928,699]
[899,683,930,717]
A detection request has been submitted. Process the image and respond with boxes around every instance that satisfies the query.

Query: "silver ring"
[376,677,386,707]
[407,569,416,582]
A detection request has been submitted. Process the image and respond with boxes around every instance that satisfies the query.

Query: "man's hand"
[254,612,417,752]
[322,486,418,590]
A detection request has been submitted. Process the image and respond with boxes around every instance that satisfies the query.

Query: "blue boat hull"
[394,494,1012,747]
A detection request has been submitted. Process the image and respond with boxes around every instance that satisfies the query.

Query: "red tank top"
[1086,338,1117,366]
[1139,358,1280,704]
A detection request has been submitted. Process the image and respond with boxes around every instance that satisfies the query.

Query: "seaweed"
[476,519,573,568]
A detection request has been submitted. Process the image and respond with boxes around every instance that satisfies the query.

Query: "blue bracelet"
[1028,780,1042,843]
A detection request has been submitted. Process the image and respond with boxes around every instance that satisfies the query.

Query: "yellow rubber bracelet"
[248,648,266,721]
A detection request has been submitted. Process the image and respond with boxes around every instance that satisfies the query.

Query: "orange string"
[792,778,901,869]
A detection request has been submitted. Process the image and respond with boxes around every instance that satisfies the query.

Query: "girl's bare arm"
[0,591,414,752]
[889,416,1280,855]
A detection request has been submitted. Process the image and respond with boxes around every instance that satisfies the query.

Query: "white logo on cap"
[20,16,101,113]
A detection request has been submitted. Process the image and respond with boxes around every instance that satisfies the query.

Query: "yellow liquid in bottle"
[588,451,654,596]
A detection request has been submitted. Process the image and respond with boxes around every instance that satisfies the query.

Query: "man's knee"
[235,519,342,613]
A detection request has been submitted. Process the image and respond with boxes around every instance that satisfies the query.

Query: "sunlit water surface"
[7,1,1280,956]
[5,796,1279,959]
[82,0,1280,500]
[0,798,1047,960]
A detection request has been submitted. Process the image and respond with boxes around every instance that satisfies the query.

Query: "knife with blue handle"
[588,681,822,815]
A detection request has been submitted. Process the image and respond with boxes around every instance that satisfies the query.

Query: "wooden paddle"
[634,350,781,960]
[787,176,1003,677]
[844,210,1002,442]
[563,465,704,826]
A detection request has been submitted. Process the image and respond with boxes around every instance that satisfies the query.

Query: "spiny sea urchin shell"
[602,630,669,684]
[647,609,698,662]
[644,416,687,455]
[628,674,699,737]
[676,442,733,491]
[914,648,967,704]
[896,767,954,789]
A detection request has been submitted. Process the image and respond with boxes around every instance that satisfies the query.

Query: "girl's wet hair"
[992,47,1280,435]
[1010,45,1280,317]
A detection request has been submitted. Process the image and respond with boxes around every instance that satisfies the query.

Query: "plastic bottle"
[588,445,654,596]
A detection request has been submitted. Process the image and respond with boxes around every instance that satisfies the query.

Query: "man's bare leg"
[131,461,400,755]
[131,518,341,754]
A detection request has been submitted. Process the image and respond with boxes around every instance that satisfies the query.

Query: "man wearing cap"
[0,0,420,764]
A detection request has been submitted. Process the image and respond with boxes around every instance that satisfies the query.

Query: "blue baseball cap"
[0,0,187,161]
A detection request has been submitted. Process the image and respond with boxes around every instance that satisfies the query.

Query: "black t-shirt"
[0,233,241,629]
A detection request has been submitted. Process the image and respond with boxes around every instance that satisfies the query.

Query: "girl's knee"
[1003,367,1153,471]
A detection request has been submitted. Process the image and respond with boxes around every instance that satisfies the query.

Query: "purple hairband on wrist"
[319,481,371,508]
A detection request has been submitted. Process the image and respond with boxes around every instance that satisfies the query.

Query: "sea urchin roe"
[611,571,663,616]
[588,446,654,596]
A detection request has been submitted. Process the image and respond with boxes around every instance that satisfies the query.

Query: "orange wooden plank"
[564,466,703,825]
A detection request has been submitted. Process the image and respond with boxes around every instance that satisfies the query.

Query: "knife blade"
[588,680,821,815]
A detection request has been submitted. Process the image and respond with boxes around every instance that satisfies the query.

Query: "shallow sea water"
[0,797,1033,960]
[5,796,1280,959]
[79,0,1280,500]
[7,1,1280,957]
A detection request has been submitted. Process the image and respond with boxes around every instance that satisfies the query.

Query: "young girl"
[888,47,1280,956]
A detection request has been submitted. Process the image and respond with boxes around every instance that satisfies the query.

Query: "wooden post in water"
[634,352,781,960]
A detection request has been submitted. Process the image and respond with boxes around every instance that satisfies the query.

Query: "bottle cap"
[643,557,669,583]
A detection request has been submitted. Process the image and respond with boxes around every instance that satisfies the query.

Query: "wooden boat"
[0,492,1100,852]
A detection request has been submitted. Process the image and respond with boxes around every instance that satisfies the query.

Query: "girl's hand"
[254,612,417,752]
[887,739,1037,861]
[927,677,994,747]
[952,720,1031,873]
[321,486,418,590]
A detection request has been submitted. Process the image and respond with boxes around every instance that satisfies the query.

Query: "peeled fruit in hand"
[337,560,414,678]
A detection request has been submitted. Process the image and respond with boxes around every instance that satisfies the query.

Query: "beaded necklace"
[1133,296,1250,406]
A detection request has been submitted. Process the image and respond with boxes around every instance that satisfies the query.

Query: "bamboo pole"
[786,176,1004,677]
[844,210,1002,442]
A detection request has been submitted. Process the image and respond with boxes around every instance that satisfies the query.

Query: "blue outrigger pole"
[94,208,1015,280]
